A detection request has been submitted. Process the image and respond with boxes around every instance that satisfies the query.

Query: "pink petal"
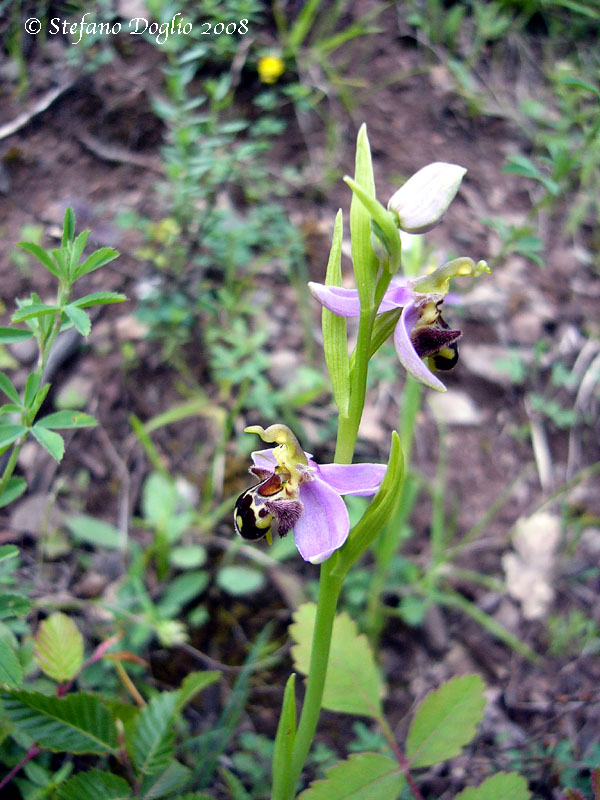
[251,449,277,469]
[394,303,447,392]
[294,478,350,564]
[251,448,313,470]
[380,279,412,311]
[307,283,361,317]
[308,279,412,317]
[315,462,386,496]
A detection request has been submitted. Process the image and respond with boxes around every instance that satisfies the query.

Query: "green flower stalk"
[233,124,489,798]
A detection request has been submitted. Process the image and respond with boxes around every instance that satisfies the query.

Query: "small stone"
[427,389,484,426]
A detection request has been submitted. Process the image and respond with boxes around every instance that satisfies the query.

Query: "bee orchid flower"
[234,425,386,564]
[309,257,490,392]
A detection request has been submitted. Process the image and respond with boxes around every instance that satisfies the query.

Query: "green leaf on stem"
[64,304,92,336]
[31,424,65,462]
[37,410,98,429]
[0,591,31,619]
[0,424,27,449]
[322,209,350,417]
[17,241,61,279]
[73,247,119,280]
[72,291,127,308]
[272,673,297,799]
[11,303,61,323]
[291,603,384,719]
[0,374,21,405]
[23,372,40,408]
[0,638,23,686]
[454,772,530,800]
[64,514,123,550]
[0,326,34,343]
[69,229,91,274]
[62,207,76,246]
[298,752,405,799]
[406,674,486,768]
[0,476,27,508]
[0,689,118,753]
[56,768,133,800]
[34,612,84,682]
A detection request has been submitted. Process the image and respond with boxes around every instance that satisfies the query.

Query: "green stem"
[0,439,24,500]
[334,307,374,463]
[285,558,343,798]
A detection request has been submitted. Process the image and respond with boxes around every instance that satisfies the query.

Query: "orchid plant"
[230,126,521,799]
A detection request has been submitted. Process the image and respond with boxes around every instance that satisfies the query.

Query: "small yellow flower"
[258,55,285,84]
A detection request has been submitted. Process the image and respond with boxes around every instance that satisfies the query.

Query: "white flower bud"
[387,162,467,233]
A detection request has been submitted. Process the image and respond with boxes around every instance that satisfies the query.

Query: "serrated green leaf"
[64,514,122,550]
[72,291,127,308]
[34,612,84,682]
[64,304,91,336]
[0,638,23,685]
[56,768,132,800]
[0,591,31,619]
[455,772,530,800]
[17,242,61,278]
[73,247,119,280]
[1,689,118,753]
[23,372,40,407]
[298,753,405,799]
[291,603,384,718]
[36,410,97,429]
[0,373,21,405]
[31,424,65,462]
[0,476,27,508]
[130,692,179,776]
[0,326,34,343]
[12,303,60,323]
[0,424,27,450]
[140,760,191,800]
[406,674,486,768]
[176,670,220,712]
